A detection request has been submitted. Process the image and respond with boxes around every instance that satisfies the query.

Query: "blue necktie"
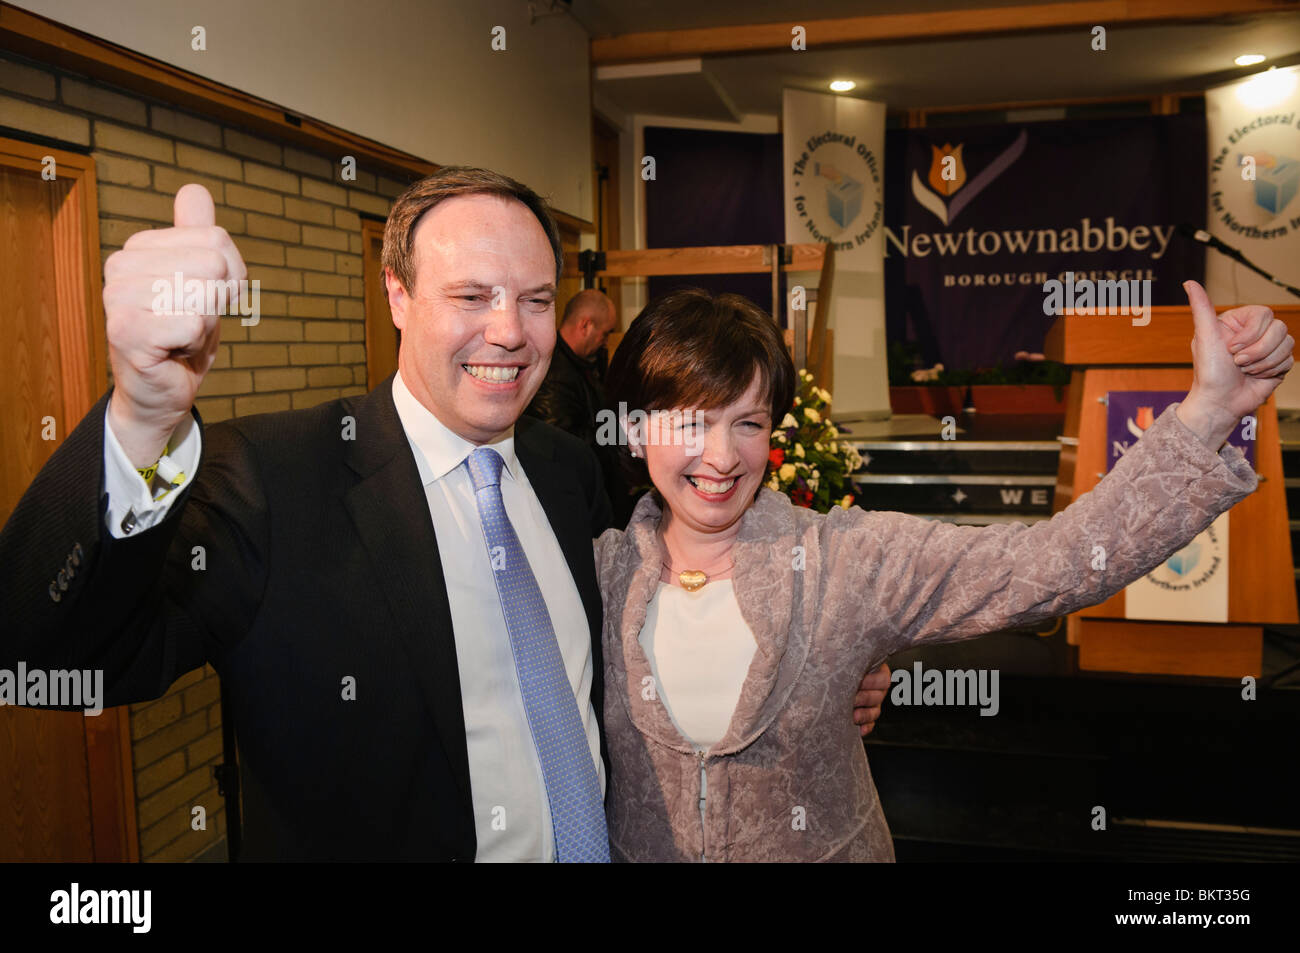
[464,447,609,863]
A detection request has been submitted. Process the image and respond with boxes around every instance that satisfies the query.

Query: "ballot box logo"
[815,162,862,228]
[1242,150,1299,215]
[1164,541,1202,578]
[910,129,1027,226]
[1144,524,1223,593]
[1208,85,1300,238]
[789,129,882,247]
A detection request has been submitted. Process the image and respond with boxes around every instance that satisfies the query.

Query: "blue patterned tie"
[464,447,609,863]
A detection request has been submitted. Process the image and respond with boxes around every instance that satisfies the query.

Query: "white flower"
[807,476,819,491]
[775,431,787,444]
[812,468,820,477]
[829,441,838,453]
[780,413,798,429]
[818,388,831,402]
[778,463,796,481]
[827,425,839,438]
[814,442,824,452]
[793,396,801,406]
[805,408,820,424]
[793,443,805,458]
[910,363,945,383]
[766,475,780,491]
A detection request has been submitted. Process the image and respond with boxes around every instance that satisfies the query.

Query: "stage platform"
[840,408,1300,861]
[841,411,1063,525]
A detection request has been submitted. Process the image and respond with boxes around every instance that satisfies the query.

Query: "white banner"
[1205,67,1300,409]
[782,89,890,418]
[1125,513,1229,623]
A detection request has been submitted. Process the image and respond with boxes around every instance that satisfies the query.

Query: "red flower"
[769,448,785,467]
[792,488,814,507]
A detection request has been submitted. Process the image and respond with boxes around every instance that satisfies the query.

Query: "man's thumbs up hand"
[104,184,247,467]
[1177,279,1294,448]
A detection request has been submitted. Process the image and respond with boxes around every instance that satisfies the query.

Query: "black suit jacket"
[526,337,636,528]
[0,375,613,860]
[525,336,604,446]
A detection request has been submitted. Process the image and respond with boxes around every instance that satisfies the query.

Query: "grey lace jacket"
[592,404,1257,862]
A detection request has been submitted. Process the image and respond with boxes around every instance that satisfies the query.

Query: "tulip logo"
[927,143,966,195]
[1126,406,1155,439]
[911,130,1028,226]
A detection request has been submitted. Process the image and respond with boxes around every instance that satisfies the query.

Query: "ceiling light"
[1235,66,1298,109]
[829,80,855,92]
[1235,54,1266,67]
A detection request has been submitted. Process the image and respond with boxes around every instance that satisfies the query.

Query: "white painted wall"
[14,0,593,218]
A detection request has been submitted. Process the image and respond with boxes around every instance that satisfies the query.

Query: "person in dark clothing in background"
[526,289,637,526]
[528,289,616,438]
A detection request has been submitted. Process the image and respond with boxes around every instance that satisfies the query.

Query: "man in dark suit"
[526,289,615,443]
[1,167,887,862]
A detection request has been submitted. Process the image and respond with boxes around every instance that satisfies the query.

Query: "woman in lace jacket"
[593,280,1291,862]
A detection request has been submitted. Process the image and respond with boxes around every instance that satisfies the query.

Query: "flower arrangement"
[765,369,862,512]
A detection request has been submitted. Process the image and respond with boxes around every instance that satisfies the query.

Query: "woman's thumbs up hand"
[1176,279,1293,449]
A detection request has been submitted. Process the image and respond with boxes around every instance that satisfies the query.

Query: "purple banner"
[1106,390,1255,469]
[884,115,1207,371]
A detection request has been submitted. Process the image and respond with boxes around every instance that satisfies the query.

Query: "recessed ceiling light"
[1235,54,1266,66]
[829,80,855,92]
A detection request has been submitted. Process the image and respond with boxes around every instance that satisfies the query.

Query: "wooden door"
[0,137,136,861]
[361,217,398,391]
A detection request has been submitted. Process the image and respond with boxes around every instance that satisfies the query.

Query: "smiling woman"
[607,289,793,515]
[593,281,1285,862]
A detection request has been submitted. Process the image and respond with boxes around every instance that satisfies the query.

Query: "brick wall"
[1,52,409,861]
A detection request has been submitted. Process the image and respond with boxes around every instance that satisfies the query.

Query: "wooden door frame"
[1,135,137,861]
[592,114,622,323]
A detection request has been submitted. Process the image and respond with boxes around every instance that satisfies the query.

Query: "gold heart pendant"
[679,570,707,592]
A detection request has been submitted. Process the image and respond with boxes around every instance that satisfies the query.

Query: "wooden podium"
[1044,304,1299,678]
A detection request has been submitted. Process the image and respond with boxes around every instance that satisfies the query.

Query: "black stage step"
[868,671,1300,862]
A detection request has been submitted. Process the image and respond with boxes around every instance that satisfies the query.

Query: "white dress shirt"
[103,403,202,539]
[101,373,604,861]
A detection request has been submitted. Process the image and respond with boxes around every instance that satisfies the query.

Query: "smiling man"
[1,166,885,862]
[375,174,610,860]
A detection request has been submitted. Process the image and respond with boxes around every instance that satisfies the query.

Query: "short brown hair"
[382,166,563,292]
[607,288,795,426]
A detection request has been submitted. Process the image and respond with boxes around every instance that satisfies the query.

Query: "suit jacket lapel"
[341,376,474,815]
